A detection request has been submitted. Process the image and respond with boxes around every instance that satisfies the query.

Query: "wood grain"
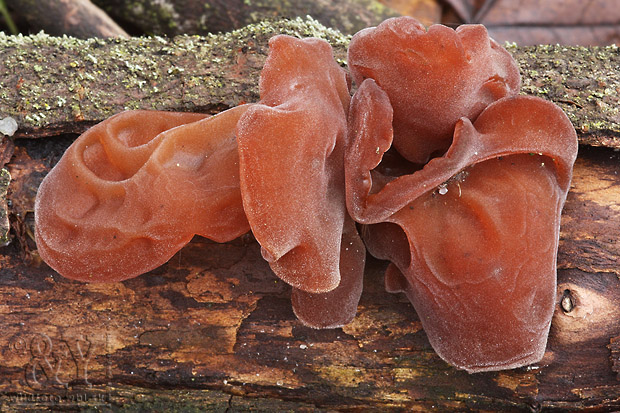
[0,139,619,412]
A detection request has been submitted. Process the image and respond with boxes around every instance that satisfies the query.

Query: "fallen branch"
[0,18,618,149]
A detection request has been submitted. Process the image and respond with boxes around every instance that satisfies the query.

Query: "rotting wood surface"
[0,18,620,411]
[0,18,618,148]
[0,145,619,411]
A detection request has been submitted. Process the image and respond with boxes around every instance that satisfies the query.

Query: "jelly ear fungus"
[34,16,579,367]
[35,34,366,330]
[346,78,578,372]
[35,107,252,282]
[347,16,521,165]
[236,35,364,328]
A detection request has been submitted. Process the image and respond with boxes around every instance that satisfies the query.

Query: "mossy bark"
[0,17,349,138]
[0,18,618,148]
[514,43,620,149]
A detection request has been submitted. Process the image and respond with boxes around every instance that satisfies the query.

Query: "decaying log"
[0,18,620,411]
[0,168,9,246]
[0,18,618,148]
[0,145,619,411]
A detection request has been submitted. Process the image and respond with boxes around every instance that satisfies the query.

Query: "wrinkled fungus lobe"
[34,16,578,372]
[236,35,364,327]
[237,35,352,294]
[346,79,577,372]
[35,107,252,282]
[348,16,521,164]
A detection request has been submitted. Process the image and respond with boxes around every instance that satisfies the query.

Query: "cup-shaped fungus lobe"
[237,35,356,295]
[347,16,521,164]
[35,107,252,282]
[346,80,578,372]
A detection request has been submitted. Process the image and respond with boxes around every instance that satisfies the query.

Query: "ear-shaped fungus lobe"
[346,88,578,372]
[237,35,353,294]
[345,79,395,224]
[35,107,252,282]
[291,217,365,329]
[373,155,562,372]
[347,16,520,164]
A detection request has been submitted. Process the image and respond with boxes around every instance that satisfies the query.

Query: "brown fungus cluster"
[34,17,578,373]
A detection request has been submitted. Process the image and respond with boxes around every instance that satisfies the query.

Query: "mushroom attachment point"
[34,17,578,372]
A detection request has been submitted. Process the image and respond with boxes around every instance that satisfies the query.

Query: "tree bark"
[0,18,620,411]
[0,18,350,138]
[0,19,618,148]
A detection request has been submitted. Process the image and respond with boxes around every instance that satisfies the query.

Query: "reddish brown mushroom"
[348,17,521,164]
[345,78,577,372]
[33,17,578,364]
[236,34,364,327]
[236,35,353,293]
[290,216,364,328]
[34,34,366,329]
[35,107,252,282]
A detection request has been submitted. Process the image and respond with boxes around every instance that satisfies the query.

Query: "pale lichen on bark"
[511,43,620,148]
[0,17,349,138]
[0,17,618,148]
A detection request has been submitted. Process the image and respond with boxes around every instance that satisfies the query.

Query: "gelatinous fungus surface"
[35,108,252,282]
[237,35,352,294]
[236,35,364,327]
[346,80,577,372]
[348,16,521,165]
[291,216,365,329]
[34,16,578,371]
